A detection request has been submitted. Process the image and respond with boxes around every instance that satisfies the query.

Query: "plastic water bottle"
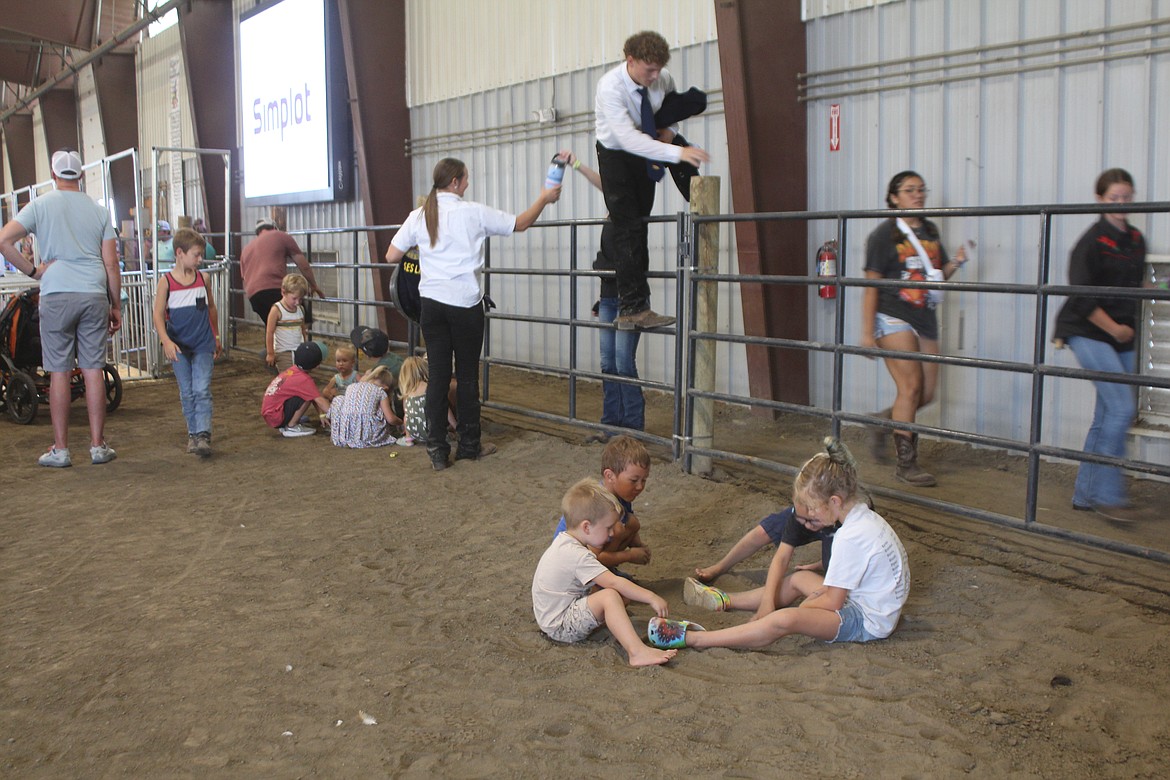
[544,155,566,189]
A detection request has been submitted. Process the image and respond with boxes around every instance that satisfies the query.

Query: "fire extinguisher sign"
[829,104,841,152]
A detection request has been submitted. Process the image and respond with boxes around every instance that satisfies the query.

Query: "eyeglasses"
[897,186,929,196]
[794,510,823,528]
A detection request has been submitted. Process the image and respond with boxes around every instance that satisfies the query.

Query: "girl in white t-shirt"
[649,438,911,651]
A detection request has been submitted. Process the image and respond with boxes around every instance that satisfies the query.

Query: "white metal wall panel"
[77,66,105,170]
[137,23,198,223]
[405,0,718,106]
[31,105,48,183]
[805,0,1170,465]
[405,39,740,396]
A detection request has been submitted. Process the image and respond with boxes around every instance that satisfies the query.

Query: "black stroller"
[0,287,122,424]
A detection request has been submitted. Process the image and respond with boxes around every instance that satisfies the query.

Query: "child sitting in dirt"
[350,325,404,377]
[683,503,837,621]
[322,345,360,401]
[552,435,653,576]
[261,341,331,438]
[648,438,910,651]
[329,365,403,448]
[398,356,456,447]
[532,478,676,667]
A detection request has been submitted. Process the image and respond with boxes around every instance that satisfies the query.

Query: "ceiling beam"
[0,0,184,124]
[0,0,99,50]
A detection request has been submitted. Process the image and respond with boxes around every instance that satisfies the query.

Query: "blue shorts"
[758,512,788,545]
[829,600,882,644]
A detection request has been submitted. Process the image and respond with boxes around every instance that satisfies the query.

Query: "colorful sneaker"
[397,435,415,447]
[38,447,72,468]
[280,424,316,438]
[90,443,117,465]
[647,616,705,649]
[683,577,730,611]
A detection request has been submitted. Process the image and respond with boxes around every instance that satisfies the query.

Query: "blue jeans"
[1068,336,1136,508]
[597,297,644,430]
[173,350,214,435]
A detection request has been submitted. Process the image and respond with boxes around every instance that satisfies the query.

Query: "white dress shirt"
[594,62,683,164]
[390,192,516,308]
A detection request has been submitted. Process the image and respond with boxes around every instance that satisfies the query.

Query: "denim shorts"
[829,600,882,644]
[873,312,916,341]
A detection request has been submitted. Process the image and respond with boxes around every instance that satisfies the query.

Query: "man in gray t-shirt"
[0,149,122,468]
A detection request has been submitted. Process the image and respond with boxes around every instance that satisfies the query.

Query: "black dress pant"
[420,297,485,458]
[596,142,657,316]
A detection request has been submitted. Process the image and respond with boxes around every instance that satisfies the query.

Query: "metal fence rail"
[209,200,1170,563]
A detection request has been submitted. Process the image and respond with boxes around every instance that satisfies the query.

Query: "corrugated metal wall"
[404,0,719,105]
[804,0,1170,466]
[406,38,739,395]
[77,64,112,203]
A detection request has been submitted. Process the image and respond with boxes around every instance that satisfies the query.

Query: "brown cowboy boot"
[869,408,892,463]
[894,433,936,486]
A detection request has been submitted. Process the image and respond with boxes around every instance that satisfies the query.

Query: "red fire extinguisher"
[817,239,838,299]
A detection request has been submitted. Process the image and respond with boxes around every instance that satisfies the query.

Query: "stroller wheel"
[5,370,38,424]
[103,364,123,412]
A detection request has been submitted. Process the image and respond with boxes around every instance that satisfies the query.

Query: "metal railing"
[680,201,1170,563]
[213,201,1170,563]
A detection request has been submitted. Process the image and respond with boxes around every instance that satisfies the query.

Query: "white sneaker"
[280,424,316,438]
[90,443,117,464]
[38,447,72,468]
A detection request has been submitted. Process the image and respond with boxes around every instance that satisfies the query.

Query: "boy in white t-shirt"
[532,479,679,667]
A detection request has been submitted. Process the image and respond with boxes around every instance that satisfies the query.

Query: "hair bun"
[823,436,858,470]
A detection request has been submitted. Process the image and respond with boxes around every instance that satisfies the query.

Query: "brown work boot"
[868,408,892,464]
[894,433,936,487]
[194,432,212,459]
[614,308,676,331]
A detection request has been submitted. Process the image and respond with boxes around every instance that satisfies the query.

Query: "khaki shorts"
[543,596,601,644]
[38,293,110,372]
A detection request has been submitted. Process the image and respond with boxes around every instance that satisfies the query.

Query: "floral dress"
[329,381,397,448]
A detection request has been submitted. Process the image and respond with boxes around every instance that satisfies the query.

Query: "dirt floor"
[3,349,1170,778]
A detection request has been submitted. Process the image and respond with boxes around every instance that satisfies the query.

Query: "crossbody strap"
[895,218,935,273]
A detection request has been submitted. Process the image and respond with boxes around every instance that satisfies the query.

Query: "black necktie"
[637,86,665,182]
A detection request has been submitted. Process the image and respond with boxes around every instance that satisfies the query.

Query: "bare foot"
[693,566,720,584]
[628,646,677,667]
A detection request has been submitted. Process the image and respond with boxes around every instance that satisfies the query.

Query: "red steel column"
[715,0,809,407]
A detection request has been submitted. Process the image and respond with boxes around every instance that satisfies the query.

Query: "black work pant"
[420,297,485,458]
[596,142,656,316]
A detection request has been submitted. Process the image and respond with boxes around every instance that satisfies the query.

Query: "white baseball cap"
[51,150,83,180]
